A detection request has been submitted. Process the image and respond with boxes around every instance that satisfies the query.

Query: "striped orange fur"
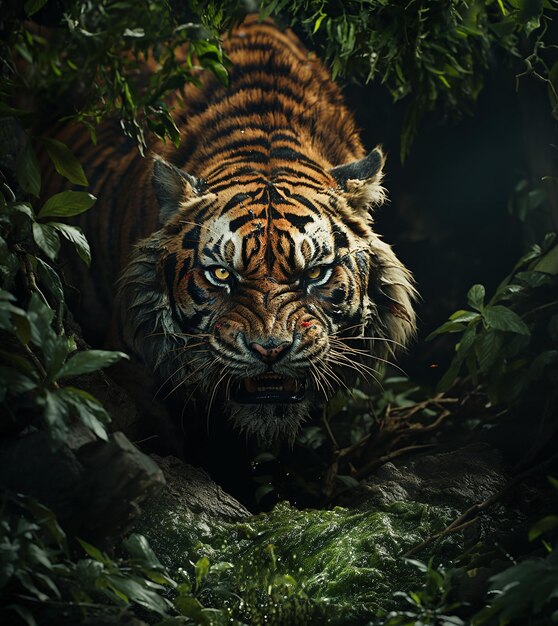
[52,16,416,442]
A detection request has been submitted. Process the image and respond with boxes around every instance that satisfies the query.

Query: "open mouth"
[232,373,306,404]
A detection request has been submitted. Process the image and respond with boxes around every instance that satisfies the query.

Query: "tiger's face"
[117,148,415,443]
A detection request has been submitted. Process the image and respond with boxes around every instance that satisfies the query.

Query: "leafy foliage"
[259,0,558,158]
[380,559,465,626]
[428,233,558,410]
[0,492,178,625]
[2,0,235,154]
[0,491,317,625]
[1,131,127,446]
[3,1,556,158]
[379,478,558,626]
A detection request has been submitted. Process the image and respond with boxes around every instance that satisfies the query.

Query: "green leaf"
[175,594,206,620]
[55,349,127,380]
[77,538,110,564]
[0,366,37,394]
[76,558,104,587]
[313,12,327,33]
[449,310,481,323]
[43,389,70,446]
[0,296,31,345]
[27,293,55,347]
[534,243,558,275]
[36,258,65,305]
[516,271,554,289]
[104,574,171,616]
[437,325,477,392]
[123,534,164,570]
[24,0,48,16]
[475,330,504,374]
[42,335,71,379]
[38,191,95,219]
[42,138,88,186]
[484,305,530,335]
[60,387,110,440]
[467,284,485,312]
[195,556,210,591]
[426,320,467,341]
[16,140,41,197]
[32,223,60,260]
[529,515,558,541]
[455,325,477,360]
[25,498,68,551]
[49,222,91,265]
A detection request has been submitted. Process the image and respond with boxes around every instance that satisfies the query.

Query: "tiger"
[53,16,416,444]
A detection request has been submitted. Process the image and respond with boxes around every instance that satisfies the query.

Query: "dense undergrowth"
[1,0,558,624]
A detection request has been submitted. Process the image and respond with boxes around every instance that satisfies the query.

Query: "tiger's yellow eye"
[306,267,323,281]
[212,267,231,281]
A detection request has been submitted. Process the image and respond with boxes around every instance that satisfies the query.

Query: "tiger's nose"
[249,340,292,364]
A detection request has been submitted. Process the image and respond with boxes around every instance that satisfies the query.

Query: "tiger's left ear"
[330,147,386,211]
[152,155,203,223]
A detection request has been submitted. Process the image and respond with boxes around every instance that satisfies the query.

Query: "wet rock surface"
[351,442,508,509]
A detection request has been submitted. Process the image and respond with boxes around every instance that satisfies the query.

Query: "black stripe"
[205,121,291,145]
[288,193,324,216]
[222,192,252,214]
[331,223,349,249]
[283,213,314,232]
[208,80,306,110]
[182,225,201,250]
[202,136,271,162]
[163,254,178,311]
[187,281,210,305]
[270,164,322,185]
[270,146,322,171]
[229,212,255,232]
[208,167,265,191]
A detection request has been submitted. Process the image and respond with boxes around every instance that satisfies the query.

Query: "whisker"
[162,357,212,400]
[153,352,210,398]
[327,350,384,390]
[329,340,407,375]
[206,368,230,425]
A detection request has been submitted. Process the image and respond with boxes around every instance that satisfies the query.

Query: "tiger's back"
[50,16,416,443]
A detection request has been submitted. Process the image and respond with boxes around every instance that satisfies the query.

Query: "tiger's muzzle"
[231,337,308,404]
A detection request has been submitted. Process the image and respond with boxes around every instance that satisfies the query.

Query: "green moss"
[137,498,460,624]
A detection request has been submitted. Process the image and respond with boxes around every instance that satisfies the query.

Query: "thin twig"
[354,444,436,479]
[403,450,558,558]
[404,517,480,557]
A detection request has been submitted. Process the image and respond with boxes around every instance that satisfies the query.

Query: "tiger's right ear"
[152,155,203,223]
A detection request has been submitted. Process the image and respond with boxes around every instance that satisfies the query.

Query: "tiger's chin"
[227,381,310,445]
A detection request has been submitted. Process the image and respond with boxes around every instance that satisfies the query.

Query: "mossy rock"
[136,459,462,625]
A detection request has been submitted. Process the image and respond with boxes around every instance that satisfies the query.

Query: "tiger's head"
[117,144,416,443]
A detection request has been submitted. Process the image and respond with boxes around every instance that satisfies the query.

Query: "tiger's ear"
[330,147,386,211]
[152,155,203,223]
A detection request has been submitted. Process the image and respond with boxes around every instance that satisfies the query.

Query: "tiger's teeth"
[245,378,257,393]
[243,375,297,393]
[283,378,296,392]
